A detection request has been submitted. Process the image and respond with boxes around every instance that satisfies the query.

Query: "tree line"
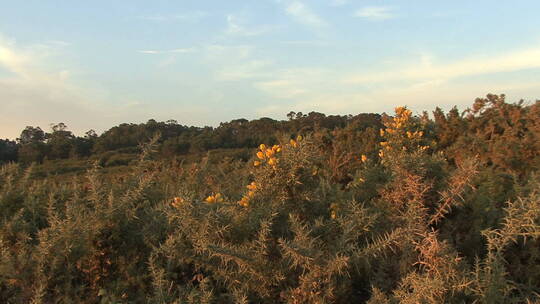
[0,112,382,164]
[1,94,539,178]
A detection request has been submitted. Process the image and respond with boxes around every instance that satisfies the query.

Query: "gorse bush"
[1,95,539,303]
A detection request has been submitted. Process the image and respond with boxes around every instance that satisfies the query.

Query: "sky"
[1,0,540,139]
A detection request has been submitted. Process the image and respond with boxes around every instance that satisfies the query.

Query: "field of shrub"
[1,95,539,303]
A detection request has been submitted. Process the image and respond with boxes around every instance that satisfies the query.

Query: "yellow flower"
[205,193,223,203]
[272,144,280,151]
[379,150,384,158]
[256,151,265,160]
[404,109,412,117]
[238,197,249,207]
[259,144,266,151]
[330,210,337,219]
[268,157,277,166]
[361,154,367,163]
[380,129,385,136]
[265,149,275,158]
[380,142,388,146]
[407,131,412,138]
[247,182,257,190]
[296,135,303,141]
[171,197,184,208]
[254,160,261,167]
[290,139,298,148]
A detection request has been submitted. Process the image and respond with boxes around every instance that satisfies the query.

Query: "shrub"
[0,101,539,303]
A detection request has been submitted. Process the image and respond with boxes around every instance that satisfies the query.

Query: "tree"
[17,126,47,163]
[17,126,45,145]
[287,111,296,121]
[47,123,75,159]
[0,139,18,163]
[85,129,98,139]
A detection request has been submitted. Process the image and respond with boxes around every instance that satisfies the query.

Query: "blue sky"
[1,0,540,139]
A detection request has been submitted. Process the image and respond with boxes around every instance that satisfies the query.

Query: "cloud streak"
[0,44,29,77]
[236,45,540,117]
[225,14,275,37]
[136,11,208,23]
[345,46,540,84]
[0,36,108,138]
[137,48,195,54]
[354,6,395,20]
[285,1,327,28]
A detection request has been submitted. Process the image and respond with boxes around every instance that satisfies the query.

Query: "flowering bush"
[0,97,539,303]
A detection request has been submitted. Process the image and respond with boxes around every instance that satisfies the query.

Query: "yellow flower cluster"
[238,181,257,207]
[289,135,302,148]
[378,106,427,159]
[406,131,423,139]
[394,106,412,124]
[171,197,184,208]
[383,106,413,135]
[205,193,223,204]
[254,143,281,167]
[361,154,368,163]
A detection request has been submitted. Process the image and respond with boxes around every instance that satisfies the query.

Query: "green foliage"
[0,139,18,163]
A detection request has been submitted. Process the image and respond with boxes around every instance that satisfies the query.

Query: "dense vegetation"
[0,110,381,166]
[1,94,539,303]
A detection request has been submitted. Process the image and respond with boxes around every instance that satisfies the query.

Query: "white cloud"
[137,11,208,23]
[0,37,107,138]
[138,50,159,54]
[254,67,328,99]
[280,40,328,46]
[345,46,540,84]
[202,44,267,81]
[225,14,274,37]
[0,36,207,139]
[201,42,274,82]
[0,43,29,77]
[254,76,540,119]
[247,45,540,117]
[137,48,195,54]
[354,6,395,20]
[0,36,222,139]
[285,1,327,28]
